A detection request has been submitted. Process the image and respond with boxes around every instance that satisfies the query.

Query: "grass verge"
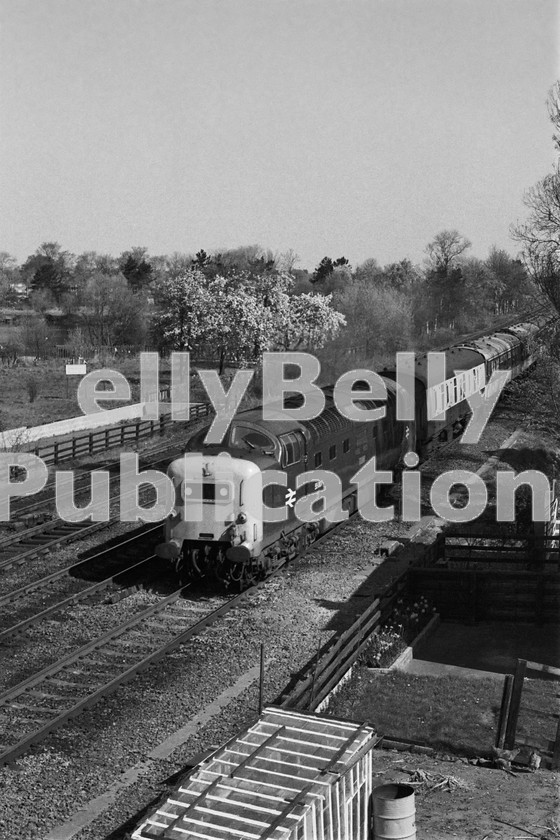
[327,669,558,758]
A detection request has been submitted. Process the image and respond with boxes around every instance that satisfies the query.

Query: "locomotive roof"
[232,408,308,437]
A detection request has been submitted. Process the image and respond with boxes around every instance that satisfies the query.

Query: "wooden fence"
[409,533,560,623]
[409,566,560,624]
[278,572,409,712]
[24,402,213,466]
[495,658,560,769]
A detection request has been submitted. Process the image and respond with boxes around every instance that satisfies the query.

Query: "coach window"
[329,444,337,461]
[314,451,322,468]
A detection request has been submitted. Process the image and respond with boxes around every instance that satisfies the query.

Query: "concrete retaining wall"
[0,403,147,450]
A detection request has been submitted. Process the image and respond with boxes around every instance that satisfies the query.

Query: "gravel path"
[0,370,557,840]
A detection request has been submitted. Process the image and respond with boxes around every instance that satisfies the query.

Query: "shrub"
[358,595,436,669]
[26,376,39,403]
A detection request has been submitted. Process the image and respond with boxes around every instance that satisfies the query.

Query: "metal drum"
[372,783,416,839]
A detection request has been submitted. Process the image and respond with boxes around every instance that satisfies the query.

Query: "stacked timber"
[132,706,377,840]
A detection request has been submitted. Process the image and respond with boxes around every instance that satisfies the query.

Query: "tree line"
[0,233,539,369]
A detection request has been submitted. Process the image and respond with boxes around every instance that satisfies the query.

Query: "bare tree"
[425,230,472,272]
[274,249,300,273]
[511,84,560,315]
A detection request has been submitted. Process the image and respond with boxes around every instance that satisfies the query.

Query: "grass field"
[327,669,559,759]
[0,357,215,431]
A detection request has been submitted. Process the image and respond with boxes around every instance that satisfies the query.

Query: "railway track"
[0,527,162,644]
[0,444,187,572]
[6,436,187,522]
[0,510,358,766]
[0,583,234,766]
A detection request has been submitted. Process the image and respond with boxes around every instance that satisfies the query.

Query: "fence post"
[469,571,477,624]
[495,674,514,749]
[72,436,76,459]
[504,658,527,750]
[121,425,125,446]
[308,634,324,711]
[89,432,94,455]
[535,573,545,625]
[259,643,265,714]
[54,441,59,464]
[552,716,560,770]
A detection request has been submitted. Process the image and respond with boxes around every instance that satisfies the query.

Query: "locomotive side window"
[329,444,337,461]
[279,431,304,466]
[343,438,350,454]
[314,451,322,467]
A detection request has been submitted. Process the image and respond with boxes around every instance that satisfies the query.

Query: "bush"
[26,376,39,402]
[358,595,436,668]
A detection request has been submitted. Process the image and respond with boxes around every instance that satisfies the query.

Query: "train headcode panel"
[131,706,377,840]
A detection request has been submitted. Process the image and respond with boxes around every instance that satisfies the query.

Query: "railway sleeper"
[9,702,53,717]
[43,677,84,691]
[26,689,61,701]
[92,648,136,660]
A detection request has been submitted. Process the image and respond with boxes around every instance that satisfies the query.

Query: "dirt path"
[371,748,559,839]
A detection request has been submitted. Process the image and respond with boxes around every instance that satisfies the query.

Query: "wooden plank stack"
[132,706,377,840]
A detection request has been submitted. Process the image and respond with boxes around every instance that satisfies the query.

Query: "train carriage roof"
[407,345,486,388]
[502,322,539,343]
[460,331,520,362]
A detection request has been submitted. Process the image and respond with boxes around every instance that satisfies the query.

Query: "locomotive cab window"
[230,425,276,454]
[182,480,233,503]
[343,438,350,454]
[329,444,337,461]
[314,451,322,468]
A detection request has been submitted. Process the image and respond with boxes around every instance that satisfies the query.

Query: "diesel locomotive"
[156,311,553,588]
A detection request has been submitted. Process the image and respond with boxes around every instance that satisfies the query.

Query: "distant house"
[0,309,25,326]
[9,282,29,300]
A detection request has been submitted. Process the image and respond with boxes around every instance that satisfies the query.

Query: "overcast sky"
[1,0,558,270]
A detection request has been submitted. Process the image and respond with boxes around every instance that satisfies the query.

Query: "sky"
[1,0,558,271]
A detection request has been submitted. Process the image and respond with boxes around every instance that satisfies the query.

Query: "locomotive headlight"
[237,513,248,524]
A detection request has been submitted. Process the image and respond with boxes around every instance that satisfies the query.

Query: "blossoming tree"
[152,268,346,369]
